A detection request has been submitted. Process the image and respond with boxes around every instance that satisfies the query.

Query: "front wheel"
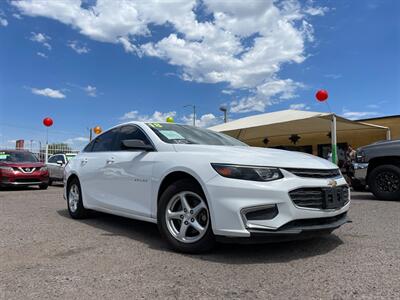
[368,164,400,201]
[67,178,89,219]
[157,179,215,253]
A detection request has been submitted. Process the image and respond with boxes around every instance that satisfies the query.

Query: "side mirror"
[56,160,64,165]
[122,139,154,151]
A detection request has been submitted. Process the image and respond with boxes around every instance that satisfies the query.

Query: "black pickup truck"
[351,139,400,200]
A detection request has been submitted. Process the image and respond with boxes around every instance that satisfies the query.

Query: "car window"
[83,140,95,152]
[91,128,119,152]
[58,155,66,163]
[115,125,152,150]
[48,155,58,163]
[66,154,76,161]
[0,151,38,162]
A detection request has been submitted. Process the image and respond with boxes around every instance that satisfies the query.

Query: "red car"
[0,150,49,189]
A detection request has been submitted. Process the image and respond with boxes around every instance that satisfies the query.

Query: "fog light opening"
[243,204,279,221]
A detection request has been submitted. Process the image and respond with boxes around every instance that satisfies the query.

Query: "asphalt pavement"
[0,186,399,299]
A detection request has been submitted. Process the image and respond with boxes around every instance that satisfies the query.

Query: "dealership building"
[210,110,399,164]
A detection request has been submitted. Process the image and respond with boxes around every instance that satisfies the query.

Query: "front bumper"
[0,172,49,186]
[216,212,350,243]
[205,169,350,238]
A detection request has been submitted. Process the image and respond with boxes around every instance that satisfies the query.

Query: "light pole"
[219,106,228,123]
[184,104,196,126]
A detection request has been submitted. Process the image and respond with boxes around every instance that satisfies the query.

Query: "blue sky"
[0,0,399,149]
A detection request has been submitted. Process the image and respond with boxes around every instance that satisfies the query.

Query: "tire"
[67,178,89,219]
[368,164,400,201]
[39,183,48,190]
[157,178,215,253]
[48,179,53,186]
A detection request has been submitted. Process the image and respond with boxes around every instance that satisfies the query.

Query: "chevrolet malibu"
[64,122,350,253]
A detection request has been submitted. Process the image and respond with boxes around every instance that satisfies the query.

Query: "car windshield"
[66,154,76,161]
[146,123,247,146]
[0,151,38,163]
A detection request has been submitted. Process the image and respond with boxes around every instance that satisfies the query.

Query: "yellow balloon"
[166,117,174,123]
[93,126,102,135]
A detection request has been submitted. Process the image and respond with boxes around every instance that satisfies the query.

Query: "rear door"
[102,125,156,217]
[77,128,119,208]
[47,155,61,180]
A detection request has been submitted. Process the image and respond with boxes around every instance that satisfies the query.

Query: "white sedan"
[64,122,350,253]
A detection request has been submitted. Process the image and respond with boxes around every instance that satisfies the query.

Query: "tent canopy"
[209,110,388,142]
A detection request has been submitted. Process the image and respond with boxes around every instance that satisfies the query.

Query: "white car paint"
[47,153,76,182]
[64,121,350,239]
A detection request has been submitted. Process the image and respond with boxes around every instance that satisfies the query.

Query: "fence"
[0,144,81,163]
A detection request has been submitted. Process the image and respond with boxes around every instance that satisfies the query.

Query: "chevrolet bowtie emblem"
[327,179,337,188]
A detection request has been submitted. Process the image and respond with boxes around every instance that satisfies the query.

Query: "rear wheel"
[368,164,400,201]
[158,179,215,253]
[67,178,89,219]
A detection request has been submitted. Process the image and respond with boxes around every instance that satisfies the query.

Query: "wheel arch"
[66,173,80,190]
[367,156,400,181]
[157,170,207,205]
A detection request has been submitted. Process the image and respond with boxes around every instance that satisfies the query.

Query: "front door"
[103,125,155,218]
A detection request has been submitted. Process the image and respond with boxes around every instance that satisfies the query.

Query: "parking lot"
[0,186,399,299]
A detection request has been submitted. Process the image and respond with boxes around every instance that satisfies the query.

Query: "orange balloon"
[93,126,102,135]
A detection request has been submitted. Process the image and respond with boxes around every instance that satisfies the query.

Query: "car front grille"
[279,212,348,230]
[14,167,37,173]
[14,178,41,183]
[284,168,341,178]
[289,186,349,209]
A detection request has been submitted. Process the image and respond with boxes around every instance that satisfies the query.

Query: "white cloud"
[14,0,327,113]
[13,13,22,19]
[84,85,97,97]
[304,6,329,16]
[289,103,310,110]
[30,32,51,50]
[118,36,139,54]
[31,88,66,99]
[37,52,48,58]
[120,110,177,123]
[324,73,342,79]
[68,40,90,54]
[181,113,220,128]
[0,17,8,27]
[221,89,234,95]
[341,109,379,120]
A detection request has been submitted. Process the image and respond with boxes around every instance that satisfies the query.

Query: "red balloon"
[43,117,53,127]
[316,90,329,102]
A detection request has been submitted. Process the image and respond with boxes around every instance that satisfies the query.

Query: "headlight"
[0,166,13,172]
[211,163,283,182]
[40,167,48,172]
[356,150,366,163]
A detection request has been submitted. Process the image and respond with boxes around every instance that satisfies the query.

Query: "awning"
[209,110,389,143]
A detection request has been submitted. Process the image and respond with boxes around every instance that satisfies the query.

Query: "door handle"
[81,158,88,165]
[106,157,115,164]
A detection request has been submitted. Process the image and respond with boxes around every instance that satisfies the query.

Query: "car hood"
[0,161,45,168]
[172,145,337,169]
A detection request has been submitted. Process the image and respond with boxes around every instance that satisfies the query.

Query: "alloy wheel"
[376,171,400,193]
[68,184,80,213]
[165,191,209,243]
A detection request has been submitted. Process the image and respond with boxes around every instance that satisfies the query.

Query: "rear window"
[0,151,38,163]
